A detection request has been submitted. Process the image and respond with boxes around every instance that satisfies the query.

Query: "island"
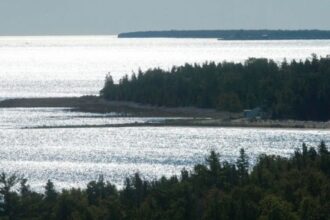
[118,29,330,40]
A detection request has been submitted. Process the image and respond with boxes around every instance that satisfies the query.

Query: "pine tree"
[236,148,249,184]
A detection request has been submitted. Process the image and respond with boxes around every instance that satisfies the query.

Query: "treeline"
[0,142,329,219]
[118,30,330,40]
[101,56,330,121]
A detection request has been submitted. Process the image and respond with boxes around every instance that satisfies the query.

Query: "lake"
[0,108,329,191]
[0,36,329,191]
[1,36,330,98]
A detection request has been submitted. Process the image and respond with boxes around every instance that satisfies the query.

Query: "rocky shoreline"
[1,96,329,129]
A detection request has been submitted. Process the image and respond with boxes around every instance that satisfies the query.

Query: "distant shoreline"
[118,30,330,40]
[1,96,329,129]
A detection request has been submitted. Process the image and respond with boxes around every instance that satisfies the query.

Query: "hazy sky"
[1,0,330,35]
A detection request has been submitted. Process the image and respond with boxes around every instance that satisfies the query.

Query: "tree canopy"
[0,142,329,219]
[101,56,330,121]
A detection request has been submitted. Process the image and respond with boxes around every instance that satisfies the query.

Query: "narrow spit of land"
[1,96,330,129]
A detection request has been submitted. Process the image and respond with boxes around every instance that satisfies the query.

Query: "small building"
[243,107,263,119]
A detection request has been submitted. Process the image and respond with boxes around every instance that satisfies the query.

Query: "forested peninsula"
[0,142,329,219]
[118,30,330,40]
[101,56,330,121]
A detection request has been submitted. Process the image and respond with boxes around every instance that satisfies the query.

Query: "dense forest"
[101,56,330,121]
[118,30,330,40]
[0,142,329,219]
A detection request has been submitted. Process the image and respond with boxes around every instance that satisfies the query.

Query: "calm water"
[0,108,329,191]
[0,37,329,191]
[1,36,330,98]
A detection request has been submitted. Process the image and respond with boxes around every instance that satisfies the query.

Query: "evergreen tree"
[236,148,249,184]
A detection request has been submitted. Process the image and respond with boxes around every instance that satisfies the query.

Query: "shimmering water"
[1,36,330,98]
[0,108,175,129]
[0,108,329,191]
[0,37,330,191]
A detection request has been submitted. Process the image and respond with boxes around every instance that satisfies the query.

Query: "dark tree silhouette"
[101,56,330,121]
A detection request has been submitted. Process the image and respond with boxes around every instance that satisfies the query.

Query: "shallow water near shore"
[0,108,329,191]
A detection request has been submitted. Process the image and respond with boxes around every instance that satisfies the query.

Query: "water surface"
[1,36,330,98]
[1,37,329,191]
[0,108,329,191]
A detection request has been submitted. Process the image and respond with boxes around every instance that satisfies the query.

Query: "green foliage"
[0,142,329,219]
[101,56,330,121]
[259,195,298,220]
[236,148,249,185]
